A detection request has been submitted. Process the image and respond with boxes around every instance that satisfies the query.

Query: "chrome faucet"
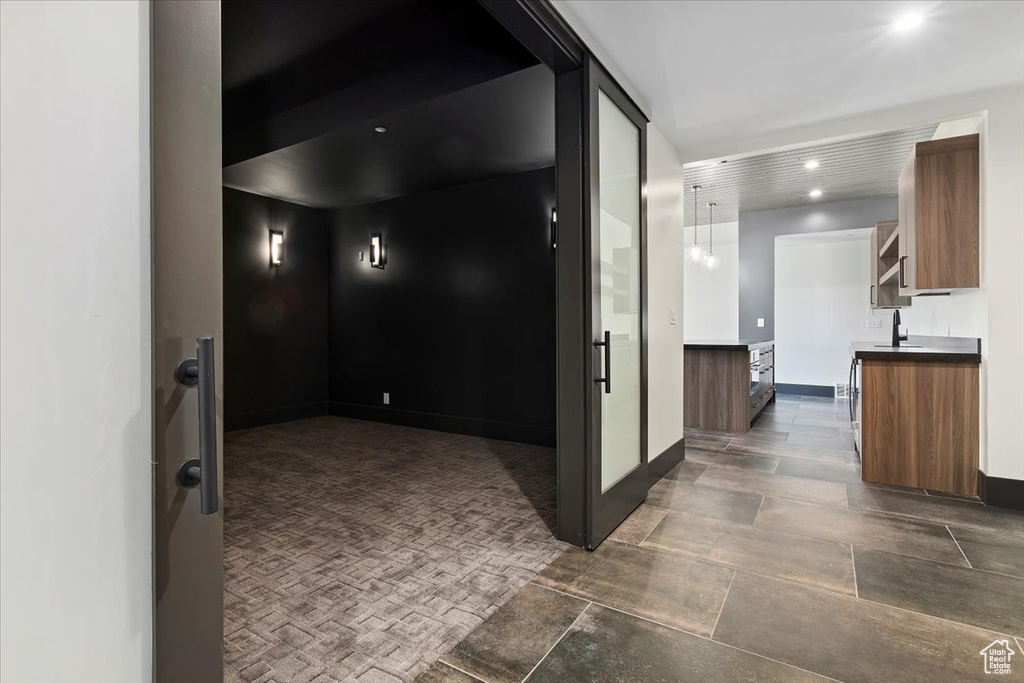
[892,310,908,347]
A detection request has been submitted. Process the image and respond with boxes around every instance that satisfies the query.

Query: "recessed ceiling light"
[804,160,820,170]
[809,189,823,198]
[373,126,387,133]
[892,12,924,32]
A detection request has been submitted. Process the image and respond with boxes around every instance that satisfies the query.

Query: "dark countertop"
[850,336,981,363]
[685,339,774,351]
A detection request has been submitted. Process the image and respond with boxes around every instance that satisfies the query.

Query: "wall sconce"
[550,208,558,251]
[270,230,284,267]
[370,234,387,269]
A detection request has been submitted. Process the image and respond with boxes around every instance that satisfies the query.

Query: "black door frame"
[479,0,649,548]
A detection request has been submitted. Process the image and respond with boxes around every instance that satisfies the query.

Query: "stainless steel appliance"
[750,348,761,395]
[848,355,862,456]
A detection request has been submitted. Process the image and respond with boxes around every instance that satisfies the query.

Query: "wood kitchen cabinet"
[870,220,911,309]
[853,337,982,496]
[684,341,774,432]
[860,359,979,495]
[898,133,980,296]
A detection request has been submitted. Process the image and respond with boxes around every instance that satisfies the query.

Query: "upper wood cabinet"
[898,133,980,296]
[870,220,911,309]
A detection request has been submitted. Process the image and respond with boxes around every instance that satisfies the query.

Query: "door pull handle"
[174,336,219,515]
[594,330,611,394]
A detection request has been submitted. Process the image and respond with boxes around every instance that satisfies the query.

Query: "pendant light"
[685,184,706,262]
[704,202,720,270]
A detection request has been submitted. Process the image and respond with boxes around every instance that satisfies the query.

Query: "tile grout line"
[758,511,1021,581]
[437,659,488,682]
[946,525,974,568]
[554,587,844,683]
[518,600,592,683]
[729,563,1024,642]
[850,545,859,598]
[853,591,1021,641]
[752,494,766,523]
[709,570,736,641]
[636,510,669,547]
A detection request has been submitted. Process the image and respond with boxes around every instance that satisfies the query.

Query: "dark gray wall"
[738,196,899,340]
[328,167,557,445]
[223,169,556,443]
[223,188,330,430]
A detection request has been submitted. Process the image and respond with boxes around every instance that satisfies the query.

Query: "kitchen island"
[851,336,981,496]
[684,340,775,432]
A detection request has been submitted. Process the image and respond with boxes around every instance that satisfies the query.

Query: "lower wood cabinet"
[684,343,774,433]
[860,359,979,495]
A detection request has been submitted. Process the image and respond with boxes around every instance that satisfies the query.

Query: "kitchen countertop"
[685,339,774,351]
[850,336,981,363]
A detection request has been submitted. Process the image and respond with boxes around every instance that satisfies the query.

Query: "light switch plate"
[757,318,765,328]
[383,392,390,405]
[669,307,677,325]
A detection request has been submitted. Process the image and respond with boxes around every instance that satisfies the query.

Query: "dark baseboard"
[776,383,835,398]
[328,401,555,447]
[978,470,1024,512]
[649,436,686,484]
[225,401,329,432]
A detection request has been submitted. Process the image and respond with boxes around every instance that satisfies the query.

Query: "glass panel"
[597,90,641,492]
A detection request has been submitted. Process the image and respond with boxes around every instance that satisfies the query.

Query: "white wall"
[775,231,889,388]
[646,125,685,458]
[0,2,152,681]
[683,221,739,340]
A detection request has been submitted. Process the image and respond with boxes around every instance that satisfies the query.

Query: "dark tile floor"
[420,395,1024,683]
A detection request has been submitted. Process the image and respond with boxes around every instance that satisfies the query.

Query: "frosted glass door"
[597,90,642,492]
[584,55,647,549]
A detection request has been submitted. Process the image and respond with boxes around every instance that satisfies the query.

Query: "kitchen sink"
[873,344,922,348]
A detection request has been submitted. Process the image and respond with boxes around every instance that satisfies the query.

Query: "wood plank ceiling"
[682,126,937,226]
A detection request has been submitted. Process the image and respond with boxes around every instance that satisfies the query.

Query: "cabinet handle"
[870,285,875,305]
[899,256,907,288]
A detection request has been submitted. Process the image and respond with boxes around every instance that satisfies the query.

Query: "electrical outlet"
[383,392,390,405]
[757,318,765,328]
[866,318,883,328]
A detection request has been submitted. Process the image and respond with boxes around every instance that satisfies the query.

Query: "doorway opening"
[220,1,561,679]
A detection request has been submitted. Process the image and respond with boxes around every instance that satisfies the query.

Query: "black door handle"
[174,336,219,515]
[899,256,907,288]
[594,330,611,394]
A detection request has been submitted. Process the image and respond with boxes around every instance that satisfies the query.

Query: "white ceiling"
[560,0,1024,162]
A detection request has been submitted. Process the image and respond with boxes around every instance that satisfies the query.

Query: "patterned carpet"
[223,416,566,683]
